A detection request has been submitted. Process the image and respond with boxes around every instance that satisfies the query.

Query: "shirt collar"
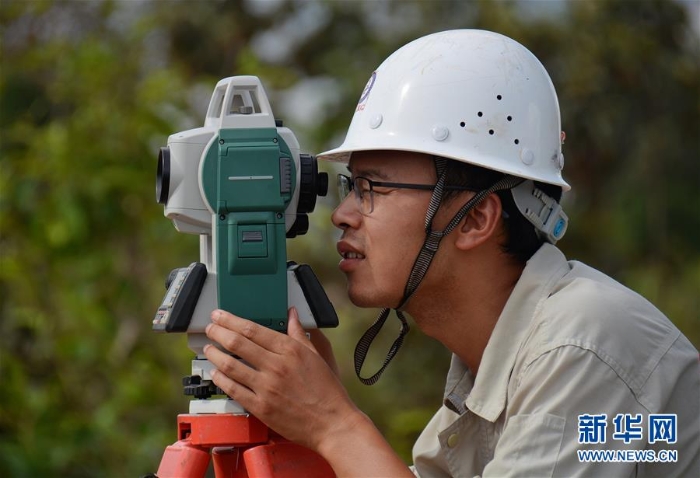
[443,354,473,414]
[443,244,571,421]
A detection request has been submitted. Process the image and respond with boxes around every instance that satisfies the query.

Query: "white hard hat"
[318,29,570,190]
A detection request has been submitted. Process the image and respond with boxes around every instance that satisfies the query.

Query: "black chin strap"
[353,307,409,385]
[354,159,524,385]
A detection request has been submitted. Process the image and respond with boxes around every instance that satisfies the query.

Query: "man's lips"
[337,241,365,259]
[337,241,365,271]
[341,251,366,260]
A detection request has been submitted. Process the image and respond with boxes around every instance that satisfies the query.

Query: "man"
[204,30,699,477]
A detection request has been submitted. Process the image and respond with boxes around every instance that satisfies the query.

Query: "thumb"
[287,307,314,349]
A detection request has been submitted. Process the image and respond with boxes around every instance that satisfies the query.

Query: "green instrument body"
[201,127,294,332]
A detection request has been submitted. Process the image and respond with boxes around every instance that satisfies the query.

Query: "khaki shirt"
[412,244,699,477]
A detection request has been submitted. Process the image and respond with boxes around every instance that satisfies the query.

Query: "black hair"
[439,158,563,264]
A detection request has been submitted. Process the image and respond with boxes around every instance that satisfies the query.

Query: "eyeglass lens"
[337,174,373,214]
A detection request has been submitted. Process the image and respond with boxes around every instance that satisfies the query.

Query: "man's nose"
[331,194,360,230]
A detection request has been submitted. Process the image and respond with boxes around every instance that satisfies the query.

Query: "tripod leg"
[244,441,335,478]
[212,446,249,478]
[157,438,211,478]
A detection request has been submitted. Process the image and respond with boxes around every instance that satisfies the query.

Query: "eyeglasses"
[337,174,478,215]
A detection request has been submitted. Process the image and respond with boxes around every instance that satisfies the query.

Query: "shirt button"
[447,433,459,448]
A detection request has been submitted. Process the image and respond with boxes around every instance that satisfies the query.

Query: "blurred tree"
[0,1,199,476]
[555,0,700,347]
[0,0,697,475]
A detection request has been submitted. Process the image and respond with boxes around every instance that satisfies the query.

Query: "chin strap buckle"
[511,180,568,244]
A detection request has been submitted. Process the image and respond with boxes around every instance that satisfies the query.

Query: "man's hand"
[203,307,356,451]
[203,308,414,477]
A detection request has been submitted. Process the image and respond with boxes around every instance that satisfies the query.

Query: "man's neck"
[406,250,525,375]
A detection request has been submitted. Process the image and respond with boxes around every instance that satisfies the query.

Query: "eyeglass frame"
[337,173,479,215]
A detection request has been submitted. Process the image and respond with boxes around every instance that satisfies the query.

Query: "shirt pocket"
[483,413,565,477]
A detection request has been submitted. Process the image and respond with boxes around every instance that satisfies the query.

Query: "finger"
[211,309,285,350]
[208,365,257,406]
[206,321,272,368]
[203,343,258,389]
[287,307,316,352]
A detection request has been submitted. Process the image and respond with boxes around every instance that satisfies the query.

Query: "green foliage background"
[1,0,698,476]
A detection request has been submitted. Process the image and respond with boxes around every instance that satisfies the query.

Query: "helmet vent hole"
[497,95,502,100]
[489,129,495,135]
[514,139,520,145]
[477,111,483,117]
[460,121,466,127]
[507,116,513,121]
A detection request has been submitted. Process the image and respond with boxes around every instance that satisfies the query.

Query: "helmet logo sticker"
[356,71,377,112]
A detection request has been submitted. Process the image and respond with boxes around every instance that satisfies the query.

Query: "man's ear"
[454,193,503,251]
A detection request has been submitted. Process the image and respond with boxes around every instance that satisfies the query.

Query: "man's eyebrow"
[347,165,391,180]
